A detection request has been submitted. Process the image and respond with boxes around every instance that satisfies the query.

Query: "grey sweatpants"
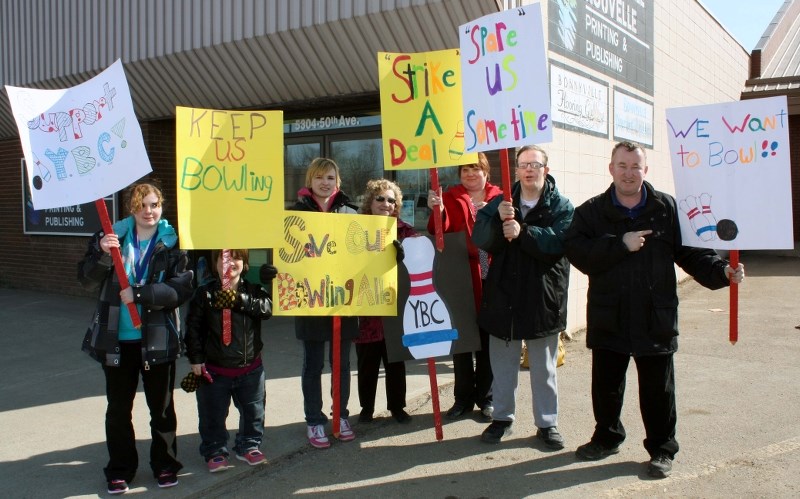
[489,334,559,429]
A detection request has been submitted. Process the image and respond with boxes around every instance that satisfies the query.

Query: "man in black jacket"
[472,145,573,449]
[565,141,744,478]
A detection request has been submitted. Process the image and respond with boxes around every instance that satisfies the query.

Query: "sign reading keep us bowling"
[383,232,480,363]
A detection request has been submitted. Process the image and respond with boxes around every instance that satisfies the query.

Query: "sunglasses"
[375,195,397,205]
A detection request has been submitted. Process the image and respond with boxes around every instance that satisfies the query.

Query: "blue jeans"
[196,364,266,460]
[302,339,352,426]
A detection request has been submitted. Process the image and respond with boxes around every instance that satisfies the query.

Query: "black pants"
[452,326,492,410]
[102,342,182,482]
[590,348,679,458]
[355,340,406,414]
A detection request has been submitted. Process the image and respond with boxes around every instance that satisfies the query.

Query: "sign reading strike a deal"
[176,106,284,249]
[378,49,477,169]
[459,4,552,153]
[273,212,398,316]
[6,59,152,209]
[666,96,794,250]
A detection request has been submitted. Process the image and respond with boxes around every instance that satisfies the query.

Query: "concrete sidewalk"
[0,286,453,498]
[1,253,798,498]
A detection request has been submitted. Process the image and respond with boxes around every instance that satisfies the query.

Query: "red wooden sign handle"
[95,199,141,328]
[332,316,342,436]
[429,168,444,252]
[729,250,739,345]
[428,357,443,441]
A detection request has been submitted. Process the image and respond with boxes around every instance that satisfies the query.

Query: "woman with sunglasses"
[355,179,418,424]
[427,152,503,422]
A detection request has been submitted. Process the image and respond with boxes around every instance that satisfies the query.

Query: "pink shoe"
[235,449,267,466]
[307,424,331,449]
[336,418,355,441]
[207,455,229,473]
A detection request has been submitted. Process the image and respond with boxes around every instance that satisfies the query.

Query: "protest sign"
[6,59,152,209]
[459,4,552,153]
[378,49,477,170]
[666,96,793,250]
[273,212,398,316]
[175,106,284,249]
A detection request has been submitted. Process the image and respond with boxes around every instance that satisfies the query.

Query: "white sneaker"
[337,418,355,441]
[307,424,330,449]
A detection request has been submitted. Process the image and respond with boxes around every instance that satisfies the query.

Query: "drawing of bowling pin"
[679,196,702,238]
[401,237,458,359]
[699,193,718,239]
[449,121,465,160]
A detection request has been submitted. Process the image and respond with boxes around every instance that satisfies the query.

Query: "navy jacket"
[564,181,730,355]
[472,176,573,340]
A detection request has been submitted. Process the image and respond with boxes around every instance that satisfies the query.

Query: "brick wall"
[0,119,177,296]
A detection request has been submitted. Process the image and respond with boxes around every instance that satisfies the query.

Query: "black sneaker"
[107,479,129,495]
[445,403,472,420]
[536,426,565,450]
[575,441,621,460]
[157,471,178,488]
[391,409,412,424]
[481,420,512,444]
[358,411,374,423]
[478,405,494,423]
[647,452,673,478]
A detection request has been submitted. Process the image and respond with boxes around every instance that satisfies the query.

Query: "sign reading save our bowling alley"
[272,212,398,316]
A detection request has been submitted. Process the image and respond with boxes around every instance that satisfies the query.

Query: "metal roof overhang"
[0,0,500,139]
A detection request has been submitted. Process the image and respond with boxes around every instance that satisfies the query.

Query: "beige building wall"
[532,0,751,334]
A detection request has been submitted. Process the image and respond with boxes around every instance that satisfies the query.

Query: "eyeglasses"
[517,161,545,170]
[374,195,397,205]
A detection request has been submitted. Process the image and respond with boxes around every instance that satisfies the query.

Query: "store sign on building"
[613,87,653,147]
[549,60,608,137]
[548,0,654,96]
[21,160,115,236]
[285,115,381,134]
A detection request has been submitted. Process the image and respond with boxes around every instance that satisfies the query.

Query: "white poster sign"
[550,61,608,137]
[666,96,793,249]
[614,88,653,147]
[6,59,151,209]
[459,4,552,153]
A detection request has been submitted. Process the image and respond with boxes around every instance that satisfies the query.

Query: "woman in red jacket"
[427,152,502,421]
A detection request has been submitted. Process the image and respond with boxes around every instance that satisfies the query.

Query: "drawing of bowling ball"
[716,219,738,241]
[32,175,43,190]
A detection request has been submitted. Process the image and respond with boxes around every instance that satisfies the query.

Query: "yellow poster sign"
[176,106,284,249]
[378,50,477,170]
[273,212,398,317]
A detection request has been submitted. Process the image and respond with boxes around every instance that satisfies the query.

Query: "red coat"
[427,182,503,310]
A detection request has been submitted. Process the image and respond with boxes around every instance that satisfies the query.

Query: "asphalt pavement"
[0,253,798,498]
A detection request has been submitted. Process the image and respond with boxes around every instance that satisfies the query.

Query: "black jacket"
[78,218,193,367]
[564,181,730,355]
[290,190,359,341]
[184,278,272,368]
[472,177,573,340]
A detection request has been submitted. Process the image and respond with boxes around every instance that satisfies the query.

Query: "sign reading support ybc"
[459,4,553,153]
[378,50,477,170]
[176,106,284,249]
[6,59,152,209]
[273,212,398,317]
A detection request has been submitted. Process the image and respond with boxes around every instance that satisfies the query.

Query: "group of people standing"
[78,140,745,495]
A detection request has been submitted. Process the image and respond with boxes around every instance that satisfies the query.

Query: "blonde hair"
[126,183,163,214]
[360,179,403,216]
[305,158,341,189]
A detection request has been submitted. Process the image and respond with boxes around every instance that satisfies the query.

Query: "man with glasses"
[472,145,573,449]
[564,141,744,478]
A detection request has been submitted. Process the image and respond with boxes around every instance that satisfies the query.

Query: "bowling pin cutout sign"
[383,232,481,363]
[401,236,457,358]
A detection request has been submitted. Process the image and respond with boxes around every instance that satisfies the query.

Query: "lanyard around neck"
[133,228,158,284]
